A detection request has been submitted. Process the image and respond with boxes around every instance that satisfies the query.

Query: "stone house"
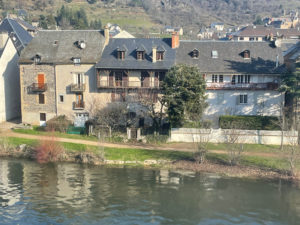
[175,40,285,125]
[19,29,108,126]
[0,18,32,122]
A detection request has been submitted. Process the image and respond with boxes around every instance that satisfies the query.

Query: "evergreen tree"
[162,64,207,128]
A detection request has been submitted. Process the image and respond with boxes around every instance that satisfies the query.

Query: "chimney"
[0,32,8,49]
[171,32,179,48]
[104,25,109,46]
[152,46,157,63]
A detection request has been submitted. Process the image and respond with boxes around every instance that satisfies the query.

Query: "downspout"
[54,64,58,116]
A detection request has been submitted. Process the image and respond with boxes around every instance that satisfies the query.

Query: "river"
[0,159,300,225]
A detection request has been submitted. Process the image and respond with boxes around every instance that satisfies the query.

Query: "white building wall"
[0,38,21,122]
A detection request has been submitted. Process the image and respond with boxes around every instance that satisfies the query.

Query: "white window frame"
[239,94,248,104]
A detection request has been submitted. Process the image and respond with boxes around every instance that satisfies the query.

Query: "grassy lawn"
[4,136,298,173]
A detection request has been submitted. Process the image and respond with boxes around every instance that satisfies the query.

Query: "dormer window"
[117,45,127,60]
[73,58,81,65]
[212,50,218,58]
[192,49,199,58]
[136,45,146,60]
[243,50,250,59]
[34,54,41,64]
[156,46,165,61]
[157,51,164,61]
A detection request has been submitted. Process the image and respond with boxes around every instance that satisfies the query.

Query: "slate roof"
[95,38,176,70]
[0,18,33,54]
[19,30,106,64]
[233,25,300,38]
[175,40,285,74]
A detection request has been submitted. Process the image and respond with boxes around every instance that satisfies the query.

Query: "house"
[0,18,33,122]
[211,22,224,31]
[19,29,108,126]
[95,35,177,126]
[164,26,183,36]
[283,41,300,71]
[175,40,285,124]
[232,25,300,41]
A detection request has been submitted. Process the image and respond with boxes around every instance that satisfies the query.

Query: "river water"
[0,159,300,225]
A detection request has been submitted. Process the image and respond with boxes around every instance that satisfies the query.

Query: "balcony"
[70,83,86,92]
[73,101,85,110]
[97,80,162,89]
[30,83,47,92]
[206,82,279,90]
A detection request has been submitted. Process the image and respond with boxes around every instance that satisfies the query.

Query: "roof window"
[192,49,199,58]
[73,57,81,65]
[117,45,127,60]
[34,54,41,64]
[243,50,250,59]
[212,50,218,58]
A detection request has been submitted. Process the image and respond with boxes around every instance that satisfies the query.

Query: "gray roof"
[0,18,33,54]
[19,30,106,64]
[175,40,285,74]
[96,38,176,70]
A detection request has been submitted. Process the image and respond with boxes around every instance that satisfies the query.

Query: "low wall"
[170,128,298,145]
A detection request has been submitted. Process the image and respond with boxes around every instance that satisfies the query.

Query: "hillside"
[0,0,299,37]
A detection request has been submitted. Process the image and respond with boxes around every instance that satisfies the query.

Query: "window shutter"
[82,74,85,84]
[73,73,76,84]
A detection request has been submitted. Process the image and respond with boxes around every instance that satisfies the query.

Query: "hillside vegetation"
[0,0,299,36]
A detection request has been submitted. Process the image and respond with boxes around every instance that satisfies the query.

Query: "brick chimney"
[0,32,8,49]
[104,25,109,46]
[152,46,157,63]
[171,32,179,48]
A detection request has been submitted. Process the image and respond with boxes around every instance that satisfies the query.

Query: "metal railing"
[206,82,278,90]
[73,101,85,110]
[30,83,47,92]
[70,83,86,92]
[97,80,162,89]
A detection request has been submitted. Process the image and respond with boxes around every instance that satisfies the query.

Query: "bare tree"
[192,129,211,164]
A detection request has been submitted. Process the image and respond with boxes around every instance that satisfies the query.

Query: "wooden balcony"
[206,82,279,90]
[97,80,161,89]
[30,83,47,92]
[73,101,85,110]
[70,83,86,92]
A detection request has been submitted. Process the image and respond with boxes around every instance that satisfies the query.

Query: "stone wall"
[170,128,298,145]
[20,64,56,125]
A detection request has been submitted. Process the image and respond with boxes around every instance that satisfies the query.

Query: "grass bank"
[4,137,299,177]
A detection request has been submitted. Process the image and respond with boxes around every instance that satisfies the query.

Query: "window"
[59,95,64,103]
[157,51,164,61]
[219,75,223,83]
[249,37,254,41]
[192,49,199,58]
[239,94,248,104]
[137,51,145,60]
[212,75,218,83]
[239,37,244,41]
[212,50,218,58]
[34,54,41,64]
[38,94,45,104]
[117,51,125,60]
[232,75,236,84]
[73,58,81,65]
[40,113,46,121]
[243,50,250,59]
[237,75,250,83]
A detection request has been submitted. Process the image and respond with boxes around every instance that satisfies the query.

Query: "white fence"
[170,128,298,145]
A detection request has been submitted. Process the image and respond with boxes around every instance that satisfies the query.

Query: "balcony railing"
[206,82,279,90]
[70,83,86,92]
[30,83,47,92]
[73,101,85,110]
[97,80,162,89]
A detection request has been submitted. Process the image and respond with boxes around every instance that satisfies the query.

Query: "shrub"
[35,136,64,163]
[145,134,169,144]
[46,115,72,133]
[219,115,280,130]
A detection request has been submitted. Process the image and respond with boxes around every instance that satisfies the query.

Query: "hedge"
[219,115,281,130]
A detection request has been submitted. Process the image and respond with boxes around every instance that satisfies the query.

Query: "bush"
[46,115,72,133]
[145,135,169,144]
[183,120,212,128]
[219,115,280,130]
[35,136,64,163]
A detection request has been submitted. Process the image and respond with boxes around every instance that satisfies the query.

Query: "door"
[76,94,83,107]
[141,71,150,87]
[109,72,114,87]
[38,74,44,89]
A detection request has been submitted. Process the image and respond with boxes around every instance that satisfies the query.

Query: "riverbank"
[0,137,298,182]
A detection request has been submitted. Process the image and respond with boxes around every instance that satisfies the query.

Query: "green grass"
[13,127,98,142]
[206,143,280,153]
